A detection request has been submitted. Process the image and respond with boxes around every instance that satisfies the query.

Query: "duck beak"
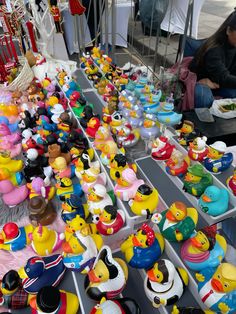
[166,210,177,222]
[132,236,142,247]
[190,237,202,248]
[147,269,157,282]
[18,267,27,279]
[29,296,37,310]
[184,173,192,182]
[88,270,101,283]
[211,278,224,292]
[62,241,73,253]
[202,194,212,203]
[134,194,142,202]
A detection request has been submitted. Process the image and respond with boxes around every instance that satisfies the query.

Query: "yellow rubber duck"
[86,184,115,215]
[110,154,137,181]
[0,103,18,117]
[176,120,195,146]
[100,140,125,167]
[64,215,97,242]
[75,152,100,179]
[171,305,214,314]
[0,152,23,173]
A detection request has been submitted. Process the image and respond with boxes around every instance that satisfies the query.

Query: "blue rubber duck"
[0,116,18,133]
[199,185,229,216]
[157,98,182,126]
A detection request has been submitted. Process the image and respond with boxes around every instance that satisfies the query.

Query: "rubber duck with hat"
[128,183,159,217]
[114,168,144,202]
[51,156,75,179]
[80,105,100,129]
[0,222,34,251]
[196,262,236,313]
[86,183,116,215]
[181,226,227,271]
[90,297,141,314]
[166,149,191,177]
[188,136,208,162]
[110,153,137,182]
[29,196,57,226]
[151,135,175,161]
[157,96,182,127]
[140,113,160,140]
[100,140,125,167]
[84,245,128,300]
[152,201,198,242]
[198,185,229,217]
[204,141,233,174]
[176,120,197,146]
[86,117,101,138]
[29,285,79,314]
[120,223,164,269]
[61,194,89,223]
[227,167,236,196]
[55,177,83,201]
[171,305,214,314]
[18,254,65,294]
[109,112,125,135]
[81,167,107,194]
[183,164,213,197]
[75,152,100,179]
[144,259,188,308]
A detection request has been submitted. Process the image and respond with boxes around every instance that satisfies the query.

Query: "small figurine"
[128,105,144,128]
[110,154,137,181]
[90,297,141,314]
[0,151,23,173]
[102,102,117,124]
[153,201,198,242]
[227,168,236,196]
[100,140,125,167]
[128,184,159,217]
[199,185,229,216]
[84,246,128,300]
[114,168,144,201]
[140,114,159,140]
[188,136,208,162]
[18,255,65,294]
[204,141,233,174]
[151,136,175,161]
[0,179,29,207]
[176,120,197,146]
[81,167,107,194]
[86,117,101,138]
[181,228,227,271]
[51,157,75,179]
[50,4,62,33]
[166,149,190,177]
[94,124,113,150]
[61,194,89,223]
[86,184,115,215]
[27,177,55,200]
[0,222,34,251]
[144,259,188,308]
[80,105,100,129]
[197,263,236,314]
[55,177,83,201]
[29,285,79,314]
[116,124,140,148]
[183,164,213,197]
[121,224,164,269]
[29,196,57,226]
[93,205,125,235]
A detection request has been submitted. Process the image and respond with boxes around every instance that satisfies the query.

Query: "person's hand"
[198,78,219,89]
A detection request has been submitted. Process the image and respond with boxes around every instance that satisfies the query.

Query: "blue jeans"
[194,83,236,108]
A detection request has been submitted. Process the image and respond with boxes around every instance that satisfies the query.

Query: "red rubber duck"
[86,117,101,138]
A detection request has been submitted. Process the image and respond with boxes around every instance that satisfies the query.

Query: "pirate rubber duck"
[181,228,227,271]
[153,201,198,242]
[84,246,128,300]
[81,167,107,194]
[110,154,137,182]
[61,194,89,223]
[55,177,83,201]
[121,224,164,269]
[151,136,175,161]
[176,120,196,146]
[90,297,141,314]
[227,168,236,196]
[29,196,57,226]
[188,136,208,162]
[204,141,233,174]
[144,259,188,308]
[166,149,191,177]
[183,164,213,197]
[18,255,65,294]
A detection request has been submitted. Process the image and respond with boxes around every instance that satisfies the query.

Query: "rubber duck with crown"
[90,297,141,314]
[81,167,107,194]
[152,201,198,242]
[181,227,227,271]
[204,141,233,174]
[199,185,229,216]
[144,259,188,308]
[183,164,213,197]
[110,153,137,182]
[188,136,208,162]
[196,263,236,313]
[227,167,236,196]
[121,224,164,269]
[166,149,191,177]
[176,120,197,146]
[84,246,128,300]
[61,194,89,223]
[151,136,175,161]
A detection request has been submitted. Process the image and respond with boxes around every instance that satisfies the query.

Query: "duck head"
[0,222,19,243]
[189,136,207,151]
[207,141,227,160]
[110,112,123,127]
[100,206,117,223]
[31,225,50,243]
[180,120,194,134]
[88,184,107,202]
[18,256,45,279]
[132,224,155,248]
[201,185,221,203]
[167,150,184,167]
[190,231,211,252]
[211,263,236,293]
[62,232,86,254]
[147,259,175,284]
[166,202,187,222]
[134,184,153,202]
[96,125,110,140]
[1,270,21,296]
[184,172,201,183]
[65,215,87,235]
[88,117,100,130]
[51,157,67,172]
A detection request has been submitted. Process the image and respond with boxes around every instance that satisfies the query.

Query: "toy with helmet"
[151,136,175,161]
[90,297,141,314]
[29,196,57,226]
[188,136,208,161]
[61,194,89,223]
[166,149,191,177]
[120,224,164,269]
[55,177,83,201]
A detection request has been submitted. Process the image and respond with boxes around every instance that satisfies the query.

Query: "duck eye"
[218,275,221,279]
[156,275,160,278]
[224,284,228,288]
[98,275,102,278]
[176,212,179,216]
[80,223,83,226]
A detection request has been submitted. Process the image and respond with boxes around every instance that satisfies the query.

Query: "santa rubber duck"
[188,136,208,162]
[151,136,175,161]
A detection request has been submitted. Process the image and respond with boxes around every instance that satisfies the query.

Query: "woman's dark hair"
[195,9,236,67]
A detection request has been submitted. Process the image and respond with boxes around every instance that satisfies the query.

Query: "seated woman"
[190,9,236,108]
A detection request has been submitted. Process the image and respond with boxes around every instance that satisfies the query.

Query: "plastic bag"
[210,98,236,119]
[139,0,169,30]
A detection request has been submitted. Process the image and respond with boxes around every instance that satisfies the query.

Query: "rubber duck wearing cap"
[183,164,213,197]
[90,297,141,314]
[171,305,214,314]
[176,120,196,146]
[128,184,159,217]
[227,168,236,196]
[166,149,191,177]
[55,177,83,201]
[204,141,233,173]
[199,185,229,216]
[197,263,236,313]
[84,245,128,300]
[144,259,188,308]
[29,285,79,314]
[81,167,107,194]
[18,255,65,294]
[61,194,89,223]
[153,201,198,242]
[0,151,23,173]
[94,124,113,151]
[86,117,101,138]
[110,154,137,182]
[188,136,208,162]
[181,228,227,271]
[151,136,175,161]
[100,140,125,167]
[0,222,34,252]
[120,223,164,269]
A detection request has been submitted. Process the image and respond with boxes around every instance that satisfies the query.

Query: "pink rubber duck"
[0,180,29,207]
[0,124,21,144]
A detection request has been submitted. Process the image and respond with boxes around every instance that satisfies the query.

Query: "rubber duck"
[0,116,18,133]
[62,230,103,273]
[103,84,119,103]
[0,138,21,158]
[181,228,227,271]
[29,225,65,256]
[114,168,144,201]
[94,124,114,150]
[94,206,125,236]
[57,68,68,86]
[47,143,71,166]
[121,224,164,269]
[0,222,34,251]
[110,154,137,181]
[86,117,101,138]
[29,285,79,314]
[153,201,198,242]
[51,157,76,179]
[55,177,83,201]
[75,152,100,179]
[199,185,229,216]
[197,263,236,314]
[102,102,117,124]
[18,255,65,294]
[100,140,125,167]
[176,120,197,146]
[0,270,31,309]
[227,168,236,196]
[188,136,208,162]
[151,136,175,161]
[183,164,213,197]
[128,105,144,128]
[171,305,214,314]
[116,124,140,148]
[27,177,55,200]
[204,141,233,173]
[90,297,141,314]
[29,196,57,226]
[0,151,23,173]
[64,215,97,241]
[84,245,128,300]
[86,184,116,215]
[109,112,125,135]
[140,114,160,140]
[166,149,191,177]
[23,138,44,155]
[80,105,100,129]
[0,167,23,186]
[0,179,29,207]
[61,194,89,223]
[144,259,188,308]
[157,98,182,127]
[81,167,107,194]
[128,184,159,217]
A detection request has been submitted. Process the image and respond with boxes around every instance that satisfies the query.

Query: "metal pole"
[111,0,116,60]
[79,15,85,53]
[99,0,103,47]
[93,0,98,46]
[105,0,109,55]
